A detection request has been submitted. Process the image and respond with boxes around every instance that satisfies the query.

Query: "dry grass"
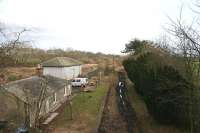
[5,67,36,76]
[81,64,98,75]
[0,67,36,83]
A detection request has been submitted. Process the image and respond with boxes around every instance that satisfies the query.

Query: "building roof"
[41,57,82,67]
[3,75,68,103]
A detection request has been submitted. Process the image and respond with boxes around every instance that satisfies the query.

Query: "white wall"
[43,65,81,79]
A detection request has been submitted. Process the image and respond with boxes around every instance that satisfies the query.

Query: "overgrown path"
[98,73,138,133]
[98,83,128,133]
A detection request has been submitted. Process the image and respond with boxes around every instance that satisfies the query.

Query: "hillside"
[0,46,121,83]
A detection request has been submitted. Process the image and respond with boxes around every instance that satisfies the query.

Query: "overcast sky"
[0,0,194,54]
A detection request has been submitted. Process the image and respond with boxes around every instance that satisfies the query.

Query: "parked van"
[71,78,88,87]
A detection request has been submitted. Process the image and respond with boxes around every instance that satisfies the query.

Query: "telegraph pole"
[113,55,115,72]
[112,55,115,86]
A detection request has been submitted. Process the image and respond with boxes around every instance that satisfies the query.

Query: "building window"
[68,85,71,95]
[64,86,67,96]
[64,85,71,96]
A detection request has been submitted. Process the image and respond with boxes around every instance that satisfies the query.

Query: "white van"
[71,78,88,87]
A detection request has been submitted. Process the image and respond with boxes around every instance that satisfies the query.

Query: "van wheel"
[81,84,85,88]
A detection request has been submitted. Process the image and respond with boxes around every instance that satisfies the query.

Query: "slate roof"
[3,75,68,103]
[41,57,82,67]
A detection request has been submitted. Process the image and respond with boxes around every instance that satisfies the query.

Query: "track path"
[98,84,130,133]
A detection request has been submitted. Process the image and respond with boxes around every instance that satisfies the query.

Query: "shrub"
[123,52,200,130]
[8,75,17,81]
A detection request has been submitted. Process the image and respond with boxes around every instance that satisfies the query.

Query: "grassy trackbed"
[48,77,110,133]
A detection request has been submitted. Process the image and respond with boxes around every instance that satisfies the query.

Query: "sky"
[0,0,195,54]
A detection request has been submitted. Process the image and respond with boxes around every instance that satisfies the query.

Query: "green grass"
[72,84,108,116]
[49,82,109,131]
[7,75,17,81]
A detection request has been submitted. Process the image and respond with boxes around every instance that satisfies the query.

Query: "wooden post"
[112,55,115,86]
[99,72,102,86]
[69,101,73,120]
[80,85,86,103]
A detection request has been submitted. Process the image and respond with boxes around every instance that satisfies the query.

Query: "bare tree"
[0,23,43,129]
[34,76,48,128]
[0,23,29,85]
[0,24,29,69]
[166,6,200,132]
[22,76,48,128]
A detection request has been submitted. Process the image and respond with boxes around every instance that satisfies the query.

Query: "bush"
[7,75,17,81]
[123,52,200,130]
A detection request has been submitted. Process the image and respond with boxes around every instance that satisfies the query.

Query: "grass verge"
[48,78,109,132]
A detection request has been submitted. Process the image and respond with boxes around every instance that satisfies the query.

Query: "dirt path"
[98,85,129,133]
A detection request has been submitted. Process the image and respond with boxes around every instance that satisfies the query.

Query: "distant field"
[1,67,36,83]
[81,64,98,75]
